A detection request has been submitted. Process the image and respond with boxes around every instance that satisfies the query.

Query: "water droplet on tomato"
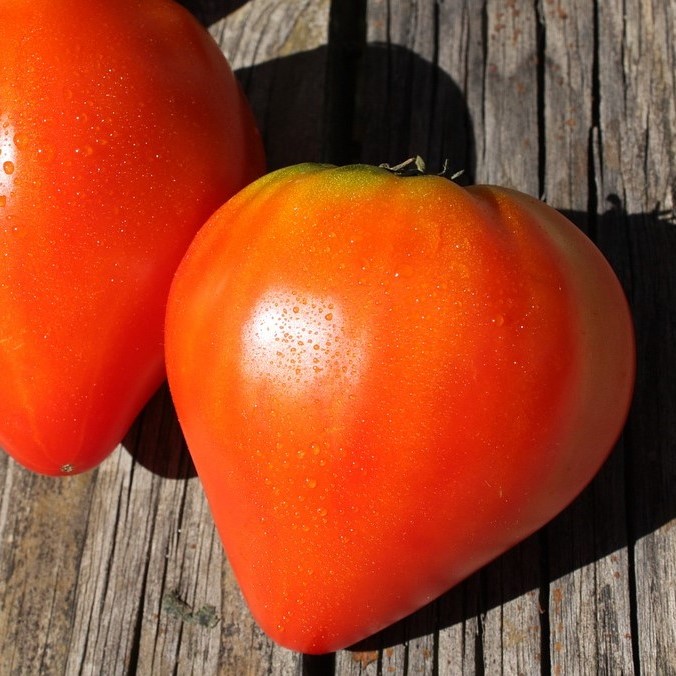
[317,507,328,517]
[3,161,14,174]
[305,477,317,489]
[36,145,55,163]
[13,133,28,149]
[310,442,321,456]
[492,314,505,327]
[0,195,6,207]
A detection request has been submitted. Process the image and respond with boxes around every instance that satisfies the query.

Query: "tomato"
[165,163,635,654]
[0,0,264,475]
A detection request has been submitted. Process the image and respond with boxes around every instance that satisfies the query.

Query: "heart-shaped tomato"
[165,163,635,654]
[0,0,264,475]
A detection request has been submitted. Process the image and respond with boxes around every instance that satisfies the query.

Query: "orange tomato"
[0,0,264,474]
[165,163,635,653]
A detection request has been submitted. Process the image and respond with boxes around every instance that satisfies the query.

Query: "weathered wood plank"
[593,0,676,674]
[540,1,635,675]
[541,0,594,214]
[0,464,95,675]
[478,0,540,194]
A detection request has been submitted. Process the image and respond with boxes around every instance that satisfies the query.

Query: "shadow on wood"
[174,0,250,26]
[234,43,475,177]
[123,384,196,480]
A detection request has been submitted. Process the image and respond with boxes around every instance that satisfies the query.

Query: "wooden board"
[0,0,674,673]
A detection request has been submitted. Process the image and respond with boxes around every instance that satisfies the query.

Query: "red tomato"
[0,0,264,474]
[165,163,635,654]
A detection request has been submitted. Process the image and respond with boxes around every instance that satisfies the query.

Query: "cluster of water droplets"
[241,289,365,395]
[0,118,18,210]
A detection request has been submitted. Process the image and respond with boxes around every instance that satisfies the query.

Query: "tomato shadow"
[123,383,197,480]
[174,0,250,26]
[234,47,475,179]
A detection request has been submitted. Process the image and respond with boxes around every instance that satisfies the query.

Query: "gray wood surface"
[1,0,674,674]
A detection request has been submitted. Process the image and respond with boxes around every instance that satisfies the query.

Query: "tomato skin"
[165,163,635,654]
[0,0,264,474]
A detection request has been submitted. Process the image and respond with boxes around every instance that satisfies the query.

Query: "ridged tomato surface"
[166,164,634,653]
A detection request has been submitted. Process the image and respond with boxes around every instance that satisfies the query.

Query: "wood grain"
[0,0,674,674]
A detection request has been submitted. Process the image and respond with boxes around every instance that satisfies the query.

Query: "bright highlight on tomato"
[165,163,635,654]
[0,0,264,475]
